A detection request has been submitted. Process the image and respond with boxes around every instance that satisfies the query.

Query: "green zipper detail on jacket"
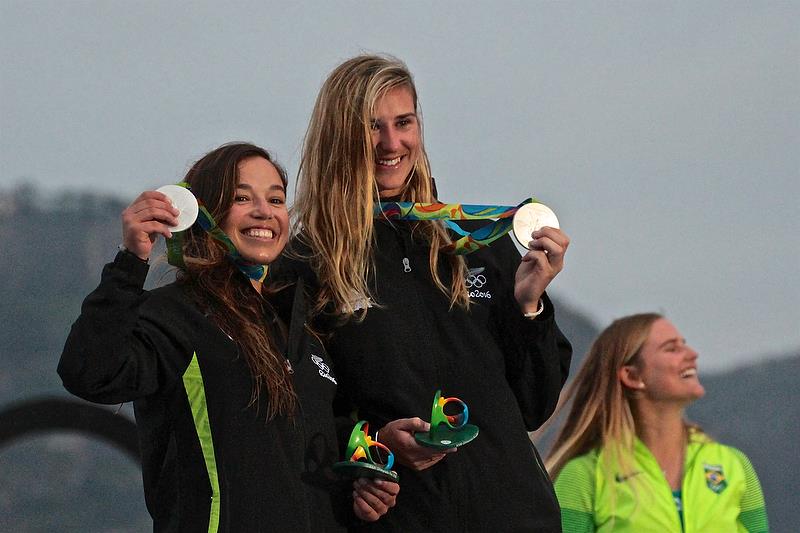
[182,352,221,533]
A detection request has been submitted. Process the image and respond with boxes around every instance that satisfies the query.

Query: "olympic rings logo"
[465,273,486,289]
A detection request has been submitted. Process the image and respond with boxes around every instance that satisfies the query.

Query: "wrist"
[522,298,544,320]
[118,243,149,263]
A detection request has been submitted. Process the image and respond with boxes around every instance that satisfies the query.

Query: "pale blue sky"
[2,1,798,371]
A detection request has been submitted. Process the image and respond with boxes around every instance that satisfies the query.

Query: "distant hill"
[0,186,149,530]
[0,186,795,531]
[687,353,799,533]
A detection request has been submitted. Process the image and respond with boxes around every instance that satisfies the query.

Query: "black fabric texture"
[58,251,348,532]
[274,219,572,532]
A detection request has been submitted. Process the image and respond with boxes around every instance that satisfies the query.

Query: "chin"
[240,252,277,265]
[377,183,407,197]
[376,171,412,194]
[682,388,705,406]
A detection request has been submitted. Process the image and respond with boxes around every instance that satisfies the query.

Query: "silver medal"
[512,202,560,249]
[156,185,199,232]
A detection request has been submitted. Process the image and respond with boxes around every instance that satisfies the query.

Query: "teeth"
[680,369,697,378]
[245,228,274,238]
[378,156,401,166]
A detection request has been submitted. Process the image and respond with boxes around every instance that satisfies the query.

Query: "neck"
[634,401,686,449]
[633,401,688,489]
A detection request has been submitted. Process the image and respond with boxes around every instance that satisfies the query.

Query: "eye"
[234,195,249,202]
[270,197,286,205]
[369,120,381,131]
[397,118,410,128]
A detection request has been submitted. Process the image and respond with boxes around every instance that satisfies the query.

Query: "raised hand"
[120,191,180,260]
[514,226,570,314]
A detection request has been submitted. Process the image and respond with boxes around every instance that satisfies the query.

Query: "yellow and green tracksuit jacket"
[554,431,768,532]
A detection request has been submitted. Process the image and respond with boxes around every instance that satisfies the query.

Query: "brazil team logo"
[704,463,728,493]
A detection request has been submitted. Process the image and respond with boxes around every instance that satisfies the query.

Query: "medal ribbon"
[166,183,268,283]
[375,198,535,255]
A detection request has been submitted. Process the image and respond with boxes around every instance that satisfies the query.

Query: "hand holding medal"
[511,202,560,248]
[120,187,191,260]
[155,185,199,232]
[512,203,569,316]
[123,183,274,283]
[376,197,561,255]
[375,196,568,316]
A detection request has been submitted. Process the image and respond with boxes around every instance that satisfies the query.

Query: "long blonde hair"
[293,54,469,318]
[545,313,663,480]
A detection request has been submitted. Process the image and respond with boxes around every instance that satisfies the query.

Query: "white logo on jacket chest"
[466,267,492,299]
[311,354,337,384]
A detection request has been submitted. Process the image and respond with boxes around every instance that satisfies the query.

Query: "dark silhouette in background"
[0,397,139,463]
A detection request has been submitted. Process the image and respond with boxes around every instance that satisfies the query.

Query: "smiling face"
[623,318,706,407]
[220,156,288,267]
[371,85,420,198]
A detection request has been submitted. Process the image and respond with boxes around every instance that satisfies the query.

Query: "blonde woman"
[546,313,769,532]
[280,54,572,531]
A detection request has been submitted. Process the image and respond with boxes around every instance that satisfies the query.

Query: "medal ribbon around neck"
[375,198,535,255]
[165,182,269,283]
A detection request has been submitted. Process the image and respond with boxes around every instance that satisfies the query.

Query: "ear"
[619,365,644,391]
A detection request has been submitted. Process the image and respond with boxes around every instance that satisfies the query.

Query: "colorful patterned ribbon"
[375,198,535,255]
[166,183,268,283]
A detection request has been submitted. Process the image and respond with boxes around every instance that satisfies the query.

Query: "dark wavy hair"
[177,142,296,419]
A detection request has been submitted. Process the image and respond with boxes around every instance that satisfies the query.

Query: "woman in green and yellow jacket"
[546,313,768,533]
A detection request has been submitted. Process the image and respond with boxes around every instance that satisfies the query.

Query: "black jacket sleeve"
[57,251,193,404]
[487,237,572,431]
[491,291,572,430]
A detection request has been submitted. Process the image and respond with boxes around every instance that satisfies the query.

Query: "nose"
[686,345,699,361]
[250,197,274,219]
[377,126,401,153]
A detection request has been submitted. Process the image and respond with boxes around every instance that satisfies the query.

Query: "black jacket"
[58,251,348,532]
[278,219,572,532]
